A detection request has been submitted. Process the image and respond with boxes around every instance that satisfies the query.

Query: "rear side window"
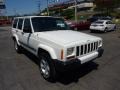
[95,21,104,24]
[23,19,32,33]
[13,19,18,28]
[106,21,113,24]
[17,18,24,30]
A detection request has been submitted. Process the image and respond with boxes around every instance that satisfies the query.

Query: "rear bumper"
[53,47,104,71]
[90,26,105,31]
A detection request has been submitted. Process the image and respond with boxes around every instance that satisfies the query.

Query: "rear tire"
[90,30,94,33]
[104,28,107,33]
[14,40,22,53]
[39,53,56,82]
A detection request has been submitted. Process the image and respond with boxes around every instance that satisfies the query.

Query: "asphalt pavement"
[0,26,120,90]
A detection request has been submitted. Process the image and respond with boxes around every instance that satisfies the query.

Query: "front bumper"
[53,47,104,71]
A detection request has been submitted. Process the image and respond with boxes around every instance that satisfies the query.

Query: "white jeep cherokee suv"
[11,16,103,81]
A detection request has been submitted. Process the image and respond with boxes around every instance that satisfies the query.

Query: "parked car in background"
[90,20,116,32]
[87,15,112,22]
[66,20,91,30]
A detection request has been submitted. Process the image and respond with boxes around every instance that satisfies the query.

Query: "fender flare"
[12,34,20,45]
[37,44,57,59]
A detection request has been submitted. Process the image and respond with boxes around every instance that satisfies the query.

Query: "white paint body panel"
[11,16,103,64]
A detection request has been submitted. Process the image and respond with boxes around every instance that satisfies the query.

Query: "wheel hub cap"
[40,59,50,78]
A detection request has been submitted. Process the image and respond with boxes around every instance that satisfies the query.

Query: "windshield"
[32,17,70,32]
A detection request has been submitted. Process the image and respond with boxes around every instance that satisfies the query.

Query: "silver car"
[90,20,116,32]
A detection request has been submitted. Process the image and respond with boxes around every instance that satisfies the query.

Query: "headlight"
[67,47,75,56]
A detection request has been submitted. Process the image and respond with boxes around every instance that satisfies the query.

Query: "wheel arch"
[12,35,20,45]
[37,44,57,60]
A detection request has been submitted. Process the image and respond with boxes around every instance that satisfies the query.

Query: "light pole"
[47,0,49,16]
[74,0,77,22]
[37,0,41,15]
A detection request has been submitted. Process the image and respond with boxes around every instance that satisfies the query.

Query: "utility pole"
[37,0,41,15]
[47,0,49,16]
[74,0,77,22]
[13,8,17,16]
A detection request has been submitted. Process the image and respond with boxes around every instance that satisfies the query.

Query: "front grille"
[76,41,98,56]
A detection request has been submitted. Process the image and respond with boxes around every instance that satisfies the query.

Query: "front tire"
[113,26,116,31]
[39,53,56,82]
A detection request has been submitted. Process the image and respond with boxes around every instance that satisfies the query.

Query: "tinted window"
[13,19,18,28]
[94,21,104,24]
[106,21,109,24]
[106,21,111,24]
[107,21,113,24]
[23,19,32,33]
[32,17,69,32]
[17,18,23,30]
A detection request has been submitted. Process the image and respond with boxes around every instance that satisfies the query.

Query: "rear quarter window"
[13,19,18,28]
[23,18,32,33]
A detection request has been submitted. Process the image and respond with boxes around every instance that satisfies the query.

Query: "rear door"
[12,18,18,35]
[106,21,111,30]
[16,18,24,43]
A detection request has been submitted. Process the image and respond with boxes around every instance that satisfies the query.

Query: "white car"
[11,16,103,81]
[90,20,116,32]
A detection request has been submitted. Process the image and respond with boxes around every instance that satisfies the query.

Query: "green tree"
[61,9,74,19]
[94,0,120,14]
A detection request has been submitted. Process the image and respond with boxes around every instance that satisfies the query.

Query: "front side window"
[17,18,23,30]
[32,17,69,32]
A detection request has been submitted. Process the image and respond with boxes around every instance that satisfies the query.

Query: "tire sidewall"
[39,53,56,81]
[104,27,108,32]
[114,26,116,31]
[14,40,18,51]
[14,40,22,53]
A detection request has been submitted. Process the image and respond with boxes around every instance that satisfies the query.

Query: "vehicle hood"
[36,30,101,46]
